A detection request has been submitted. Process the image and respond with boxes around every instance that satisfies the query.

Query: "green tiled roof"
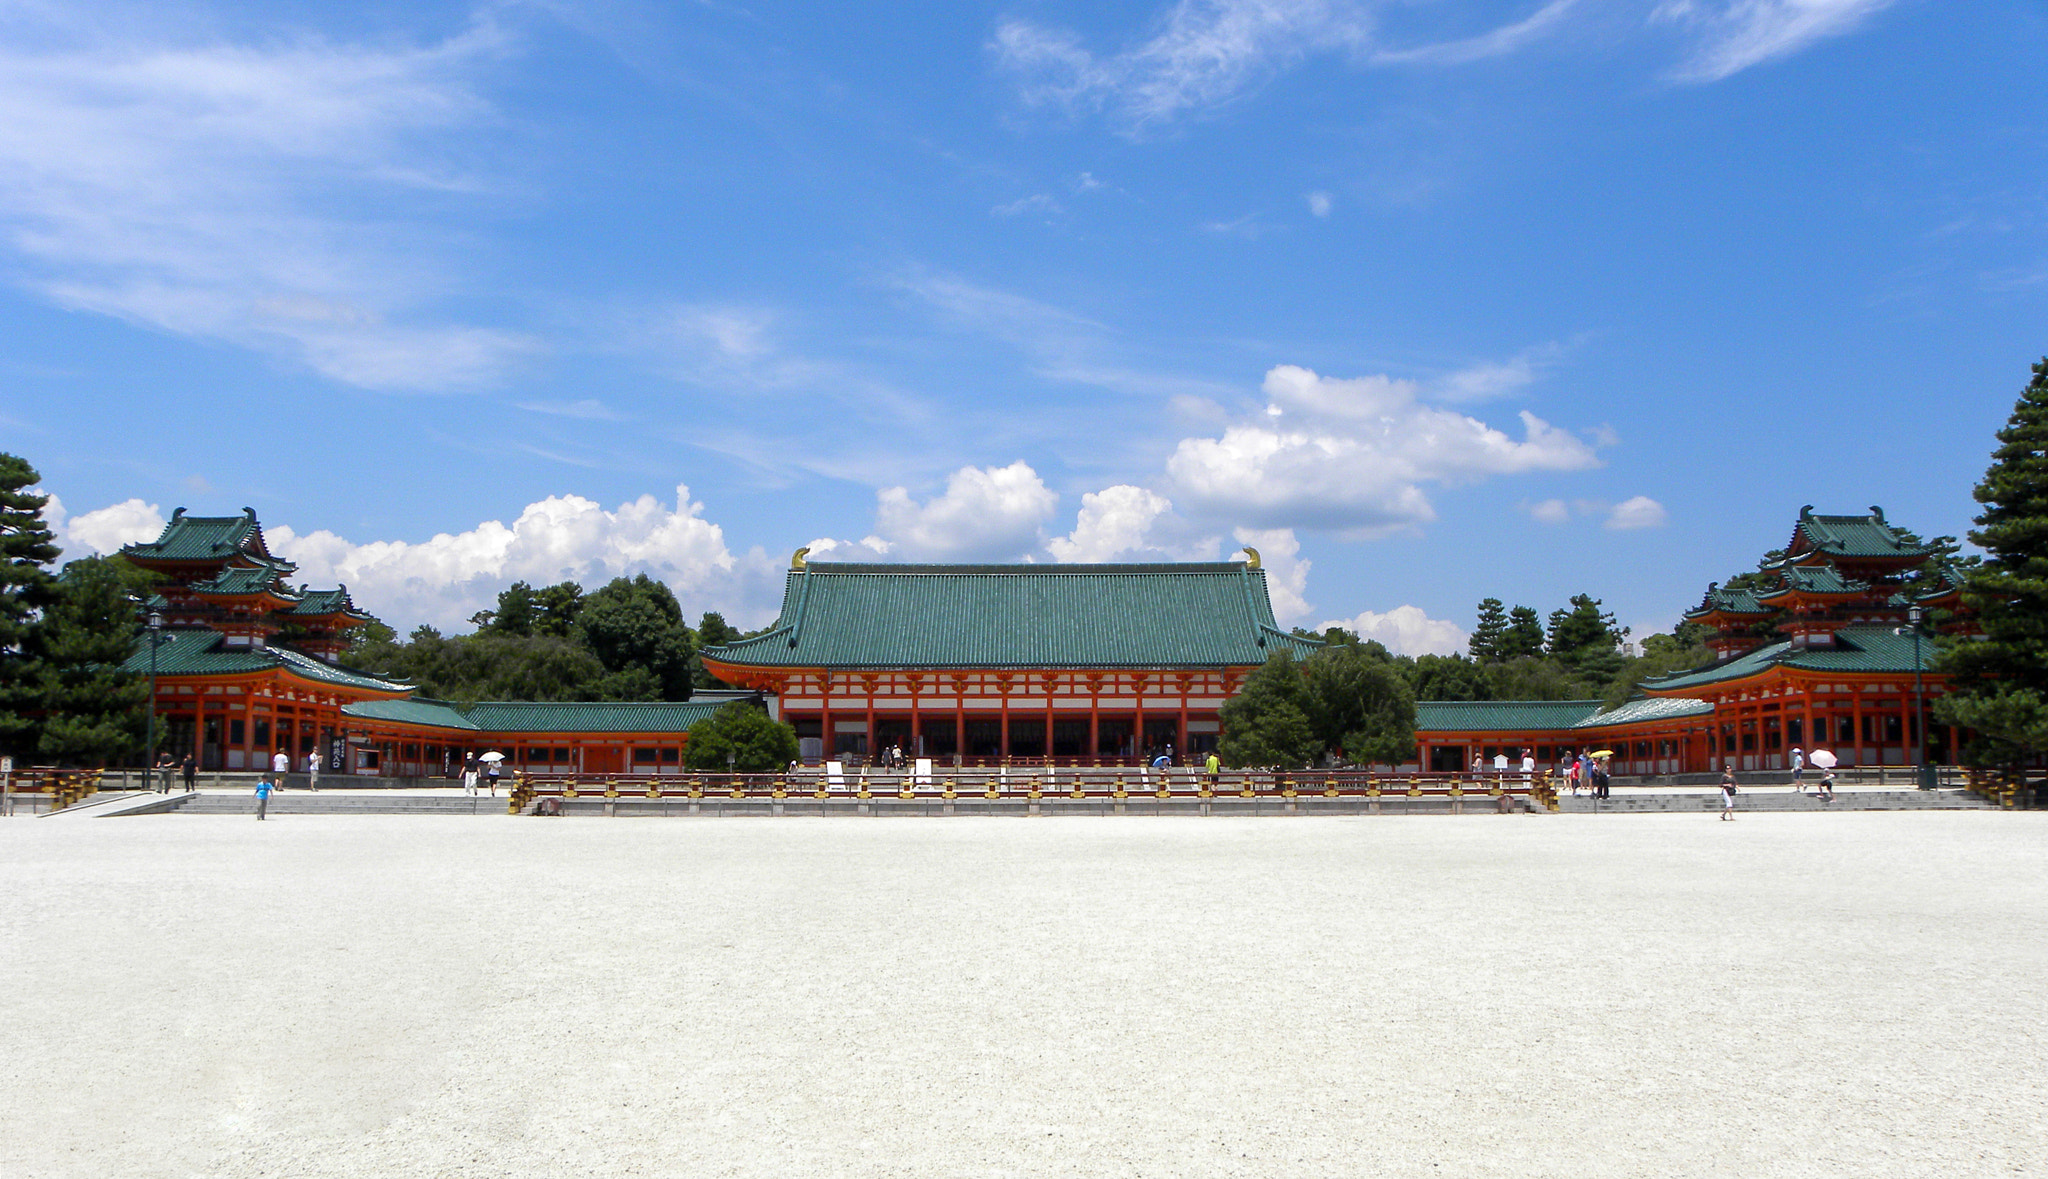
[191,563,296,598]
[342,698,479,729]
[703,562,1321,670]
[1573,696,1714,728]
[1415,700,1604,731]
[1640,625,1933,692]
[1759,564,1868,598]
[290,588,370,619]
[342,693,760,733]
[1685,584,1769,618]
[125,629,410,694]
[122,507,292,571]
[1789,506,1936,562]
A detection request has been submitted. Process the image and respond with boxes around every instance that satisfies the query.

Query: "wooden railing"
[509,769,1560,814]
[1,768,104,815]
[1964,768,2035,809]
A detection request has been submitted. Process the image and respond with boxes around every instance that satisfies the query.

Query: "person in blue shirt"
[254,776,274,821]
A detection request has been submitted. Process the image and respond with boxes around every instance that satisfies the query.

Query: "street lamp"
[1895,605,1932,790]
[144,611,164,790]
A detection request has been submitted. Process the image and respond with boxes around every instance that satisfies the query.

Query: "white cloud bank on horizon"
[0,13,533,390]
[55,487,788,634]
[1319,604,1469,656]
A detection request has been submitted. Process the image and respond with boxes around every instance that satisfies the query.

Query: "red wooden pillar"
[1897,686,1912,766]
[1045,673,1057,763]
[1132,673,1146,761]
[998,674,1011,760]
[1088,674,1101,765]
[864,675,876,764]
[909,674,922,758]
[953,674,966,762]
[1850,689,1865,767]
[819,672,832,765]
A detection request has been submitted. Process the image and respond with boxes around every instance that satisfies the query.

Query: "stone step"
[1556,789,1994,814]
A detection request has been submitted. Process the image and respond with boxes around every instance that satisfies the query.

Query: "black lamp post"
[1897,605,1932,789]
[144,611,164,789]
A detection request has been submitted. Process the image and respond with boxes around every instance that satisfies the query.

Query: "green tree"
[1487,656,1583,702]
[1501,606,1546,660]
[483,581,538,636]
[31,556,150,765]
[0,453,59,759]
[529,581,585,639]
[1937,357,2048,790]
[1217,651,1320,768]
[1545,594,1628,682]
[1301,641,1415,767]
[1405,653,1493,702]
[1600,629,1715,710]
[692,610,741,688]
[684,700,798,772]
[577,574,695,699]
[1468,598,1508,663]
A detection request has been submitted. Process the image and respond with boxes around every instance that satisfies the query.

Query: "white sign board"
[0,756,11,775]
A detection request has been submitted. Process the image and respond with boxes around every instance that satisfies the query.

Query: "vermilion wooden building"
[1410,507,1960,775]
[699,554,1320,763]
[121,509,750,776]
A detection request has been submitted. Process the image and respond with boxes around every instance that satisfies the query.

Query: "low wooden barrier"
[507,769,1559,814]
[2,768,104,815]
[1964,768,2034,809]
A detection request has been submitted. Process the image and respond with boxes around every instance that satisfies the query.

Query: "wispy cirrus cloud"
[1651,0,1900,82]
[995,0,1900,133]
[0,11,535,390]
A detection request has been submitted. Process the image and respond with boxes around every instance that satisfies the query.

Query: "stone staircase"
[1556,788,1995,814]
[170,793,508,817]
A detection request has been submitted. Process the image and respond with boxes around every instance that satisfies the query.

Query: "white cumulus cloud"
[1167,364,1602,535]
[1319,604,1468,656]
[1604,495,1670,530]
[265,485,782,632]
[60,497,166,555]
[1047,485,1221,563]
[1234,526,1312,623]
[872,461,1060,560]
[1528,498,1571,525]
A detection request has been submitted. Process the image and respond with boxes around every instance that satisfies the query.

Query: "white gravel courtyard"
[3,811,2043,1178]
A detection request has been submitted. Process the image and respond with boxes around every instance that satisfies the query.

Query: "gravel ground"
[2,811,2043,1179]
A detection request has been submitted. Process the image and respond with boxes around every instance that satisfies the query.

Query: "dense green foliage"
[1936,357,2048,772]
[1217,651,1320,768]
[352,577,754,702]
[31,556,152,764]
[0,453,59,758]
[683,701,799,772]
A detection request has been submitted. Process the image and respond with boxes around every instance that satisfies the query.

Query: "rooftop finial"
[1241,547,1261,570]
[1868,504,1886,523]
[791,546,810,570]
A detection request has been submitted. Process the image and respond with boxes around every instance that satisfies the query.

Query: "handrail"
[506,768,1558,811]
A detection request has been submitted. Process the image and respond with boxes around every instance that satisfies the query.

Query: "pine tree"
[1936,357,2048,779]
[1501,605,1546,660]
[0,453,59,759]
[1546,594,1628,681]
[1468,598,1508,662]
[32,556,149,765]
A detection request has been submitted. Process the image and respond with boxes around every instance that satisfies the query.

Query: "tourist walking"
[154,751,175,793]
[1790,746,1805,793]
[1205,751,1220,791]
[305,749,320,792]
[271,748,290,787]
[1719,768,1737,819]
[461,756,479,796]
[254,775,274,820]
[180,752,196,792]
[1817,768,1835,801]
[486,759,501,796]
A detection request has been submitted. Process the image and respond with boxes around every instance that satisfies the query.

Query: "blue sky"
[3,0,2042,651]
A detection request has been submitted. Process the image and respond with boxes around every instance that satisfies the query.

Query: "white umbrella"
[477,751,505,763]
[1808,749,1837,769]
